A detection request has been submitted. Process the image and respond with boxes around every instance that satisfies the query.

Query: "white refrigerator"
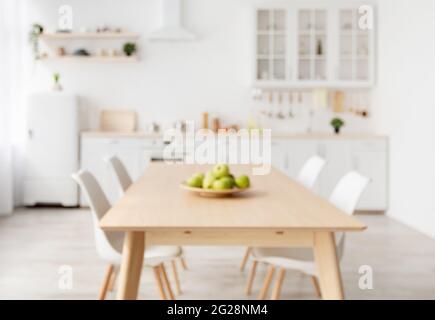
[24,92,79,206]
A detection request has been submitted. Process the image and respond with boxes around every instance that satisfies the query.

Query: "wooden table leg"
[116,231,145,300]
[313,231,344,300]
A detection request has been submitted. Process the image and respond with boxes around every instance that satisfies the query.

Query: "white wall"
[26,0,371,133]
[26,0,253,130]
[374,0,435,238]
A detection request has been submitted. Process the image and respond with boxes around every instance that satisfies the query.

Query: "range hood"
[149,0,195,41]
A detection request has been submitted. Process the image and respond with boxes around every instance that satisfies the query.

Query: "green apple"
[187,173,204,188]
[202,171,216,189]
[212,178,233,190]
[212,164,230,179]
[221,176,235,188]
[192,172,204,182]
[235,175,250,189]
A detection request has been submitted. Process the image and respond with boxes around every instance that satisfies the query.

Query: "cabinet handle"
[28,129,34,139]
[108,140,119,145]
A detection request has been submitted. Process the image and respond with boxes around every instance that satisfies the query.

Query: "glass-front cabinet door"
[297,9,327,81]
[256,9,287,82]
[254,4,375,87]
[337,8,372,83]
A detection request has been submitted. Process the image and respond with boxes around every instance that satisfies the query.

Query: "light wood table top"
[100,163,366,232]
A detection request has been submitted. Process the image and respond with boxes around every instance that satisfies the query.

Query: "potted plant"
[330,117,345,134]
[29,23,44,60]
[52,72,62,91]
[123,42,137,56]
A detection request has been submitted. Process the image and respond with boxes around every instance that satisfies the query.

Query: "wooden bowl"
[179,182,249,197]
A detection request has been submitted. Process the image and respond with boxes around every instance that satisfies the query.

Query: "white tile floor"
[0,208,434,299]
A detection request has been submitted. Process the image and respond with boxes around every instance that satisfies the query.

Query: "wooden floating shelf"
[39,56,140,63]
[39,32,140,40]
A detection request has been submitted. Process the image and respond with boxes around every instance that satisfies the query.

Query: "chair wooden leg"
[180,257,188,270]
[271,268,286,300]
[98,264,114,300]
[160,263,175,300]
[257,265,275,300]
[153,265,167,300]
[240,247,252,271]
[310,276,322,298]
[245,260,258,295]
[107,268,117,292]
[171,260,182,295]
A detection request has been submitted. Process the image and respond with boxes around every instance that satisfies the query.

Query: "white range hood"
[149,0,195,41]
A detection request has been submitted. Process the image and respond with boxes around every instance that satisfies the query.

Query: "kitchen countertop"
[81,131,388,140]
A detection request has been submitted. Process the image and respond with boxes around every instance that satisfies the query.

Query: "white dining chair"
[105,155,133,198]
[242,156,326,294]
[253,171,370,300]
[72,170,182,300]
[104,155,188,292]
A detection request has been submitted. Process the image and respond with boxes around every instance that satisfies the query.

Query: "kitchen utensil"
[333,91,345,113]
[211,118,220,132]
[173,120,187,132]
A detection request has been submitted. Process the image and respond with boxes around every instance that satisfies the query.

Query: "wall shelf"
[39,32,140,40]
[39,56,140,63]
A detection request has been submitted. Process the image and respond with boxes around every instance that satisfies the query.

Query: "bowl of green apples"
[180,164,251,197]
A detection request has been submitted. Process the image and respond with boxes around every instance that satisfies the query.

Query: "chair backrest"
[297,156,326,189]
[329,171,370,260]
[105,155,133,196]
[329,171,370,215]
[72,170,110,220]
[71,170,123,258]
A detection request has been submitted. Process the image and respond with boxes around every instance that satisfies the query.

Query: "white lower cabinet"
[318,140,352,200]
[272,137,388,211]
[350,140,388,210]
[271,141,290,175]
[81,135,388,211]
[80,137,155,205]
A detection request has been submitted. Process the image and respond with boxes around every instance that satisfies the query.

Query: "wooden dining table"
[100,163,366,300]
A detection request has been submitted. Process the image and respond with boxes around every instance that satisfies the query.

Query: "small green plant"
[53,73,60,84]
[123,42,137,56]
[330,117,345,134]
[29,23,44,60]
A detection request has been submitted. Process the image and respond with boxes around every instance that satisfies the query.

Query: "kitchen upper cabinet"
[296,9,328,82]
[253,3,375,88]
[256,9,288,81]
[336,8,374,84]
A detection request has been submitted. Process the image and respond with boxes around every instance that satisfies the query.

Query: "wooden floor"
[0,208,434,300]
